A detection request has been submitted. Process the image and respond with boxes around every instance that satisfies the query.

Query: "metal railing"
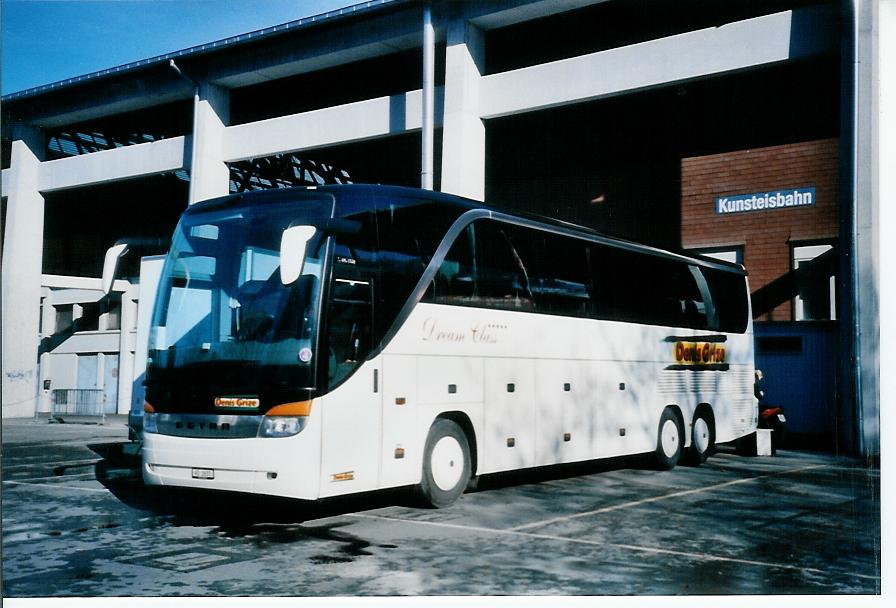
[50,389,106,424]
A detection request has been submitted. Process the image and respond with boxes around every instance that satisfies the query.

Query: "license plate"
[192,468,215,480]
[777,414,787,422]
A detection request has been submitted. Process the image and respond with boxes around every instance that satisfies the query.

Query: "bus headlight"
[258,416,307,438]
[257,401,313,438]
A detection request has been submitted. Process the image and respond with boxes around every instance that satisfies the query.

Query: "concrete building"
[1,0,884,457]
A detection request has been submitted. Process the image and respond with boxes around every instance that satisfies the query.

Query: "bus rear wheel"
[684,411,715,466]
[654,408,683,470]
[416,419,471,508]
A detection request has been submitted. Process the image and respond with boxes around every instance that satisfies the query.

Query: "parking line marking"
[349,512,511,536]
[348,510,880,582]
[508,464,826,532]
[522,530,881,582]
[1,480,108,494]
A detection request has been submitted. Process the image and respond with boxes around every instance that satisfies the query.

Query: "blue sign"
[716,187,816,215]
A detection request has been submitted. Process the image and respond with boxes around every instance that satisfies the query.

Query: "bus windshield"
[146,196,331,415]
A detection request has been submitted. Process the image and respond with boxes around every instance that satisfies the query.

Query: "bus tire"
[654,408,684,470]
[416,419,471,508]
[684,410,715,466]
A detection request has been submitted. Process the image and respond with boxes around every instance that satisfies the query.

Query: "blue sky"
[1,0,354,95]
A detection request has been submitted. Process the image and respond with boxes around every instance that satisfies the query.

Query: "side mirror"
[101,243,129,295]
[280,226,316,285]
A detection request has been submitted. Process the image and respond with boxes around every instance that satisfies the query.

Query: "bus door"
[318,232,382,497]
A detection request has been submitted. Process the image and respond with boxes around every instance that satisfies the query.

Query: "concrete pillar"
[189,82,231,204]
[1,126,45,418]
[852,0,886,459]
[879,0,894,461]
[38,352,52,416]
[117,284,140,414]
[422,4,435,190]
[840,0,883,458]
[38,289,54,415]
[440,18,485,201]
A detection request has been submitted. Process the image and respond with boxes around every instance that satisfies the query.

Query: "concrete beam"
[44,332,122,356]
[36,137,187,193]
[9,72,191,130]
[41,274,130,291]
[205,8,425,88]
[223,88,444,162]
[462,0,605,30]
[480,6,836,119]
[43,289,106,306]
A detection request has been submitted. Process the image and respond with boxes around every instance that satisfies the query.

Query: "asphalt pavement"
[1,415,881,597]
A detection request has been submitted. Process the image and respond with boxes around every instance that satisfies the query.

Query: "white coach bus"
[134,185,756,507]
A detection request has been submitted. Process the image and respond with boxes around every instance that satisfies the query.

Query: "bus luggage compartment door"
[482,358,535,474]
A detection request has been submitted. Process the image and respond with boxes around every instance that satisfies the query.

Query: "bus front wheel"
[417,419,471,508]
[654,408,683,470]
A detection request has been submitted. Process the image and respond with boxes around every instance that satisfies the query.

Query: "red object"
[760,407,783,422]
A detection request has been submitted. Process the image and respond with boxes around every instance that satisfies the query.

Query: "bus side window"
[700,266,749,333]
[375,198,464,341]
[590,245,708,329]
[590,244,639,323]
[326,222,376,389]
[327,277,373,387]
[427,225,476,305]
[640,256,707,329]
[475,221,534,311]
[528,231,593,318]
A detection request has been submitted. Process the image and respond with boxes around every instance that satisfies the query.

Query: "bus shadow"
[87,441,656,529]
[87,441,422,526]
[473,453,653,492]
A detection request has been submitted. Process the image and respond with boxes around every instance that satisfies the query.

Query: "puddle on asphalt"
[214,521,373,565]
[3,531,59,543]
[309,554,354,564]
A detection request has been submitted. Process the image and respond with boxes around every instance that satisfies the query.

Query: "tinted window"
[376,197,465,340]
[526,231,592,318]
[424,218,747,333]
[701,266,749,333]
[591,245,707,329]
[475,221,535,311]
[427,225,477,305]
[326,209,376,389]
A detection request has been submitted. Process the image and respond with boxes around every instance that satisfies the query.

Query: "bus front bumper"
[141,430,320,500]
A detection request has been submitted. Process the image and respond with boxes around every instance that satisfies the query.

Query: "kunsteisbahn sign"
[715,187,815,215]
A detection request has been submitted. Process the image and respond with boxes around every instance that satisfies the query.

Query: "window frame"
[791,240,837,321]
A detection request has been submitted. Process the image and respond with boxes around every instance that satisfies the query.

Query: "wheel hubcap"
[661,419,679,458]
[693,418,710,454]
[431,436,464,491]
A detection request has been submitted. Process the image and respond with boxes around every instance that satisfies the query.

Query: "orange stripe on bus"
[266,400,313,417]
